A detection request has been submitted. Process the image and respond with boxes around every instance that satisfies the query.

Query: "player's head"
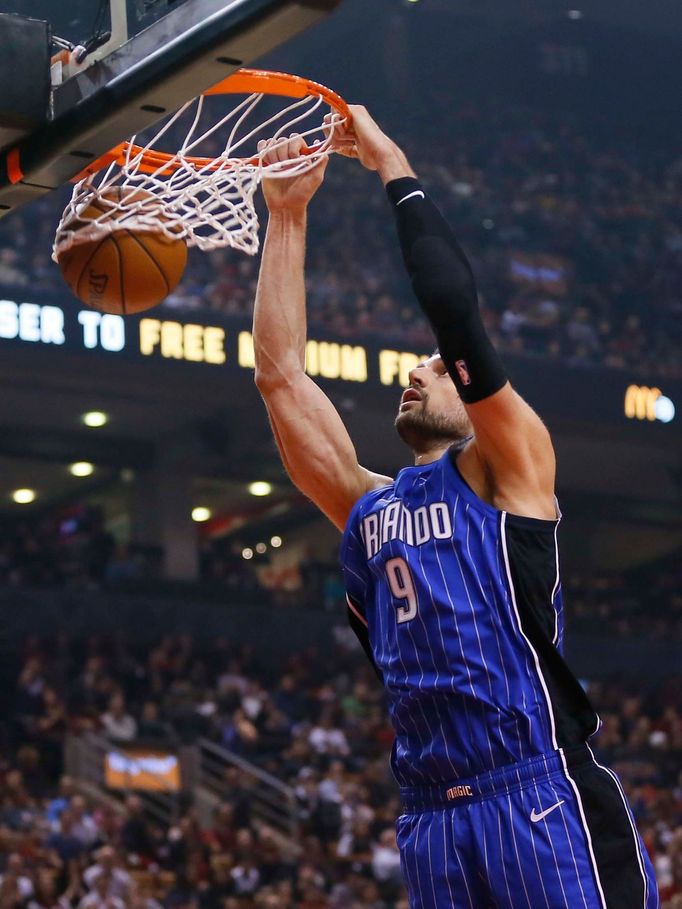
[394,353,473,453]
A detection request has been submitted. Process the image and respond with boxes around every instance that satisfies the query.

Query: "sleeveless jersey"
[340,447,599,786]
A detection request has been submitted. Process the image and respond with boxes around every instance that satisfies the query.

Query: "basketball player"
[252,109,659,908]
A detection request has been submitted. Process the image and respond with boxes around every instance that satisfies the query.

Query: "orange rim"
[75,68,350,180]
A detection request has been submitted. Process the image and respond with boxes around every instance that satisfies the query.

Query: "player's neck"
[412,444,450,467]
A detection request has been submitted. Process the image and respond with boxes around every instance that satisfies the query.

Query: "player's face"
[395,355,473,452]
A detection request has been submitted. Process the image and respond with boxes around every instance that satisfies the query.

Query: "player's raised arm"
[337,107,556,520]
[252,136,391,532]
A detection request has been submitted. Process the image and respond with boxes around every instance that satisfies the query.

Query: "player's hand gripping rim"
[258,134,328,213]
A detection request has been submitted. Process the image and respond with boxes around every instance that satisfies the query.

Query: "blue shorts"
[397,744,659,909]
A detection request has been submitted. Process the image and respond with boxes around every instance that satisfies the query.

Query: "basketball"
[57,189,188,315]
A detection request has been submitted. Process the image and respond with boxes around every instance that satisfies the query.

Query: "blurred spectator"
[120,796,154,859]
[69,796,99,849]
[47,810,86,863]
[0,249,28,287]
[46,776,76,823]
[371,829,402,899]
[0,855,34,902]
[83,848,132,900]
[230,858,260,896]
[136,702,175,744]
[309,710,350,757]
[78,873,125,909]
[100,695,138,743]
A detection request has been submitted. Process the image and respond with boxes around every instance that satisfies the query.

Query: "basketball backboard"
[0,0,342,215]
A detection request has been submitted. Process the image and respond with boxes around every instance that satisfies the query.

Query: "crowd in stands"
[1,630,681,907]
[2,633,405,909]
[2,503,680,641]
[0,101,679,379]
[0,508,159,589]
[562,551,682,641]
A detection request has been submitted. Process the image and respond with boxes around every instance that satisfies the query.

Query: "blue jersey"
[340,446,598,786]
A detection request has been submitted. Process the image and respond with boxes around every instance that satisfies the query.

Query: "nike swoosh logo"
[396,190,425,206]
[530,800,565,823]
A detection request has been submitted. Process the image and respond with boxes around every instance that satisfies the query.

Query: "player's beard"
[395,398,472,453]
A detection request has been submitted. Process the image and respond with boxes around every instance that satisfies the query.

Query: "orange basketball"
[57,189,188,315]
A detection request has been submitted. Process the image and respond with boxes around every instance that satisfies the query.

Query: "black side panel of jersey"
[346,598,383,682]
[503,514,598,747]
[570,759,651,908]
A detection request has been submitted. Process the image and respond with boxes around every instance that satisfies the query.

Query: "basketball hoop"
[53,69,350,260]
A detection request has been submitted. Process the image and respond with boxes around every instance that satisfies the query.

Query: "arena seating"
[2,623,681,908]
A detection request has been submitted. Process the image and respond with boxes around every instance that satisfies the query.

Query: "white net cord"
[53,90,344,261]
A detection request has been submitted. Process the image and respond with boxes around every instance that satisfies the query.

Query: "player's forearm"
[345,106,416,183]
[375,142,416,185]
[253,210,308,389]
[386,177,508,403]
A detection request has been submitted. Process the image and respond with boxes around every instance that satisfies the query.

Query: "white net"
[53,86,345,261]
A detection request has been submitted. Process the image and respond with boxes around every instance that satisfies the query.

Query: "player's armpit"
[257,370,391,532]
[462,382,557,519]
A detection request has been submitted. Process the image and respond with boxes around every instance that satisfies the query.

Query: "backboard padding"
[0,0,342,216]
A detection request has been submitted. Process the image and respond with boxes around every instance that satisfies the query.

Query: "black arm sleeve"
[386,176,508,404]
